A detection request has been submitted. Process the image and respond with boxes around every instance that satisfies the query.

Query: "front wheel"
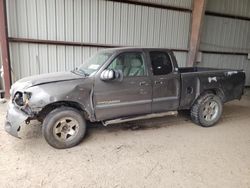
[42,107,87,149]
[191,93,223,127]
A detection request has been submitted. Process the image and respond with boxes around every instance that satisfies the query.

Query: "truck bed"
[178,67,245,110]
[179,67,234,73]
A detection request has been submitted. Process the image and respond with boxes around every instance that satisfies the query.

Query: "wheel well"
[37,101,89,122]
[201,88,225,102]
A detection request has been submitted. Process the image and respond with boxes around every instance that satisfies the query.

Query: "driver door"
[93,51,152,121]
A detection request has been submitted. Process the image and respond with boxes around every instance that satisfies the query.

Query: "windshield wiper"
[71,68,89,76]
[71,68,85,76]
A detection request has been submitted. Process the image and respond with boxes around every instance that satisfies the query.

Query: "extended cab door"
[149,50,180,113]
[93,51,152,121]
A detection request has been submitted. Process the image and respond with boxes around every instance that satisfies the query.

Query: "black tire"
[42,107,86,149]
[191,93,223,127]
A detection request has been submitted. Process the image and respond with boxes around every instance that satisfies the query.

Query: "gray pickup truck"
[5,48,245,148]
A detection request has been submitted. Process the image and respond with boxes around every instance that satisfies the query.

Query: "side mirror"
[100,69,123,81]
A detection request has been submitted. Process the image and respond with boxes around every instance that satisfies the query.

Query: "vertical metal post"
[0,0,11,98]
[187,0,206,67]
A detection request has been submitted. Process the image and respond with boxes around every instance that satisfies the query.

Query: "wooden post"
[0,0,11,98]
[187,0,206,67]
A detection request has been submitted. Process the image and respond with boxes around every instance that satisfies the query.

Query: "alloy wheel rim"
[202,100,219,121]
[53,117,80,142]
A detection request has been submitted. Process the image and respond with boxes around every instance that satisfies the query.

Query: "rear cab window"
[149,51,173,75]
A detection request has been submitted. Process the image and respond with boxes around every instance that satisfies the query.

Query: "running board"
[102,111,178,126]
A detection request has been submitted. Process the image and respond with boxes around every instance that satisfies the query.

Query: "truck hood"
[10,72,83,95]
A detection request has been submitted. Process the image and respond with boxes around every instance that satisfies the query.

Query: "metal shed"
[0,0,250,97]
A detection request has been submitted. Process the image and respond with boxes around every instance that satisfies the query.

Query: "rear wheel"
[191,93,223,127]
[42,107,86,149]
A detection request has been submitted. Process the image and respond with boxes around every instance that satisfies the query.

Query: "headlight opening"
[13,92,31,107]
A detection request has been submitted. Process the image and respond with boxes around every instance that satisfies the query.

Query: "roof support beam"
[0,0,11,98]
[187,0,206,67]
[8,37,189,52]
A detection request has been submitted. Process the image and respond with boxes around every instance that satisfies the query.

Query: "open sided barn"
[0,0,249,95]
[0,0,250,187]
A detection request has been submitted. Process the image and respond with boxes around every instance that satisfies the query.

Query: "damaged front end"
[5,71,92,138]
[5,91,34,138]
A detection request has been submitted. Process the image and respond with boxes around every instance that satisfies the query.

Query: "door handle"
[139,81,148,86]
[155,81,163,85]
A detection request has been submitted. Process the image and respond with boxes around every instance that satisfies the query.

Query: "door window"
[150,51,173,75]
[108,52,146,77]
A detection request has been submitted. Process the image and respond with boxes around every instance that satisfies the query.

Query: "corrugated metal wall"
[206,0,250,17]
[199,0,250,85]
[200,16,250,53]
[8,42,105,80]
[6,0,192,81]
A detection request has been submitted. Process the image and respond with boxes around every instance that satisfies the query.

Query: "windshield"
[74,52,112,76]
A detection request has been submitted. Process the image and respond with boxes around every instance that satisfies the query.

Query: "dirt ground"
[0,92,250,188]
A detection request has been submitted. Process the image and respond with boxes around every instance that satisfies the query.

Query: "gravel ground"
[0,93,250,188]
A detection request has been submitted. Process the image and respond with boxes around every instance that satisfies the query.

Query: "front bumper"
[5,102,29,138]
